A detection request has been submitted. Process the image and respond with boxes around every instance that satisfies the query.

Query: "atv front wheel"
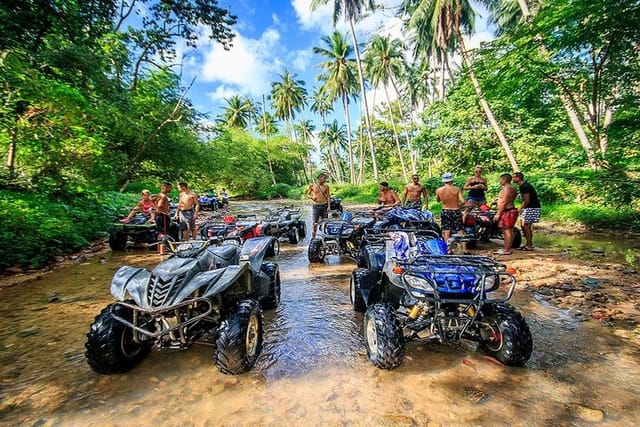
[298,222,307,239]
[364,303,404,369]
[109,230,128,251]
[350,268,370,312]
[215,299,264,375]
[85,302,151,374]
[288,226,299,244]
[479,303,532,366]
[260,263,281,309]
[308,238,325,263]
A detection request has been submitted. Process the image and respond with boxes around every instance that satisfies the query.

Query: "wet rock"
[16,326,40,338]
[572,311,589,322]
[48,292,60,303]
[54,256,66,263]
[6,266,23,274]
[570,404,605,423]
[149,376,160,383]
[570,291,585,298]
[538,288,553,296]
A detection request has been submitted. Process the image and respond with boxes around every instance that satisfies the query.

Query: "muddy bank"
[1,201,639,426]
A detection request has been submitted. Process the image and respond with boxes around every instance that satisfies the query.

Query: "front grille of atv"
[147,271,187,307]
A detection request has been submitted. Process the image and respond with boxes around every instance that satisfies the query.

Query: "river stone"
[17,326,40,338]
[570,291,585,298]
[6,266,23,274]
[571,404,605,422]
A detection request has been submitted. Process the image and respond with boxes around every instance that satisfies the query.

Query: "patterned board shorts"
[405,200,422,210]
[441,209,463,232]
[521,208,541,224]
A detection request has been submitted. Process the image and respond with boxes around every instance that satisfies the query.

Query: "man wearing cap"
[435,173,467,253]
[401,174,428,210]
[306,172,331,238]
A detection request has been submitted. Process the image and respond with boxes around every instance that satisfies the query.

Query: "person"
[174,182,200,240]
[435,173,467,253]
[153,182,172,238]
[377,182,401,208]
[220,188,229,209]
[512,172,541,251]
[494,173,519,255]
[120,190,156,223]
[463,165,488,219]
[306,172,331,238]
[401,174,428,210]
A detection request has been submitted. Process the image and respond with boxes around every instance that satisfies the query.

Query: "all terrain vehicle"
[85,236,280,375]
[109,212,179,251]
[373,207,441,236]
[307,212,376,264]
[463,203,522,249]
[257,206,306,244]
[199,215,260,242]
[351,232,532,369]
[198,192,219,211]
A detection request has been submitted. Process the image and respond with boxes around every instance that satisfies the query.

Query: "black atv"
[351,232,532,369]
[85,236,280,375]
[307,212,376,264]
[258,206,306,244]
[109,212,179,251]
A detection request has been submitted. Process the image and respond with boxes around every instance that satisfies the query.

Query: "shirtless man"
[306,172,331,238]
[174,182,200,240]
[435,173,467,252]
[401,174,428,210]
[153,182,172,238]
[494,173,519,255]
[377,182,400,208]
[463,165,488,220]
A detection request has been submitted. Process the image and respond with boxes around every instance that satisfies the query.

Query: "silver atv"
[85,236,280,375]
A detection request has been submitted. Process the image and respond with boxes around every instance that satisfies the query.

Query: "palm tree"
[310,0,379,181]
[310,86,334,130]
[295,119,317,181]
[270,70,309,182]
[257,95,278,185]
[402,0,520,171]
[314,31,359,184]
[482,0,597,170]
[219,95,255,129]
[318,120,347,182]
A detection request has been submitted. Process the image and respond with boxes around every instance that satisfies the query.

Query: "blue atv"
[351,231,532,369]
[198,193,219,211]
[307,212,376,264]
[373,206,441,236]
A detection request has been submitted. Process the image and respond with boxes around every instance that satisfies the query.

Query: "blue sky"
[169,0,494,126]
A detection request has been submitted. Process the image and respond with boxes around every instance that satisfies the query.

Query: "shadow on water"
[0,202,639,425]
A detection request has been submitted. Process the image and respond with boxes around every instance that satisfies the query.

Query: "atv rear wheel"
[215,299,264,375]
[512,227,522,249]
[364,303,404,369]
[479,303,532,366]
[350,268,369,312]
[307,238,325,263]
[298,222,307,238]
[466,239,478,250]
[260,263,281,309]
[109,230,128,251]
[85,302,151,374]
[288,226,299,244]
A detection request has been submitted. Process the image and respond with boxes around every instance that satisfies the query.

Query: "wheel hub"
[365,317,378,358]
[246,314,260,357]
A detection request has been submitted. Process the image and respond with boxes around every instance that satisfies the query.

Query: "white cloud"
[291,0,335,34]
[290,49,313,71]
[200,28,282,98]
[207,85,242,102]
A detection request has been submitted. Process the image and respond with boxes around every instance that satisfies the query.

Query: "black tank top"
[468,181,485,199]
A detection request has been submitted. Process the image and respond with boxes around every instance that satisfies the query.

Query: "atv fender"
[240,236,275,274]
[201,264,253,299]
[110,266,151,306]
[170,264,250,302]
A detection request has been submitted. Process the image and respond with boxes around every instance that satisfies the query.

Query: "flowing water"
[1,203,639,426]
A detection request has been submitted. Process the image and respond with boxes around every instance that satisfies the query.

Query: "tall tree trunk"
[384,85,408,181]
[357,125,365,184]
[516,0,597,170]
[389,74,416,172]
[262,95,276,185]
[349,17,378,181]
[6,124,18,178]
[288,106,309,184]
[341,93,356,184]
[455,28,520,172]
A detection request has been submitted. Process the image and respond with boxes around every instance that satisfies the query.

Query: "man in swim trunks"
[435,173,467,253]
[494,173,519,255]
[401,174,428,210]
[174,182,200,240]
[512,172,541,251]
[153,182,172,238]
[377,182,401,208]
[306,172,331,238]
[463,165,488,221]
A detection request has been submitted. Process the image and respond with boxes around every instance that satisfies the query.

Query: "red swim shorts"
[498,209,519,229]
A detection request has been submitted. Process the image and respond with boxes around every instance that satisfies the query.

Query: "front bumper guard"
[111,297,213,341]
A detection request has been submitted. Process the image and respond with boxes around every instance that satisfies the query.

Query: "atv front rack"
[112,298,213,343]
[395,254,517,304]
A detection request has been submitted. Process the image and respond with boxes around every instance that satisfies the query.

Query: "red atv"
[463,204,522,249]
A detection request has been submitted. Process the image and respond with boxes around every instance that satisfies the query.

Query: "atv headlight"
[482,275,498,292]
[404,274,434,295]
